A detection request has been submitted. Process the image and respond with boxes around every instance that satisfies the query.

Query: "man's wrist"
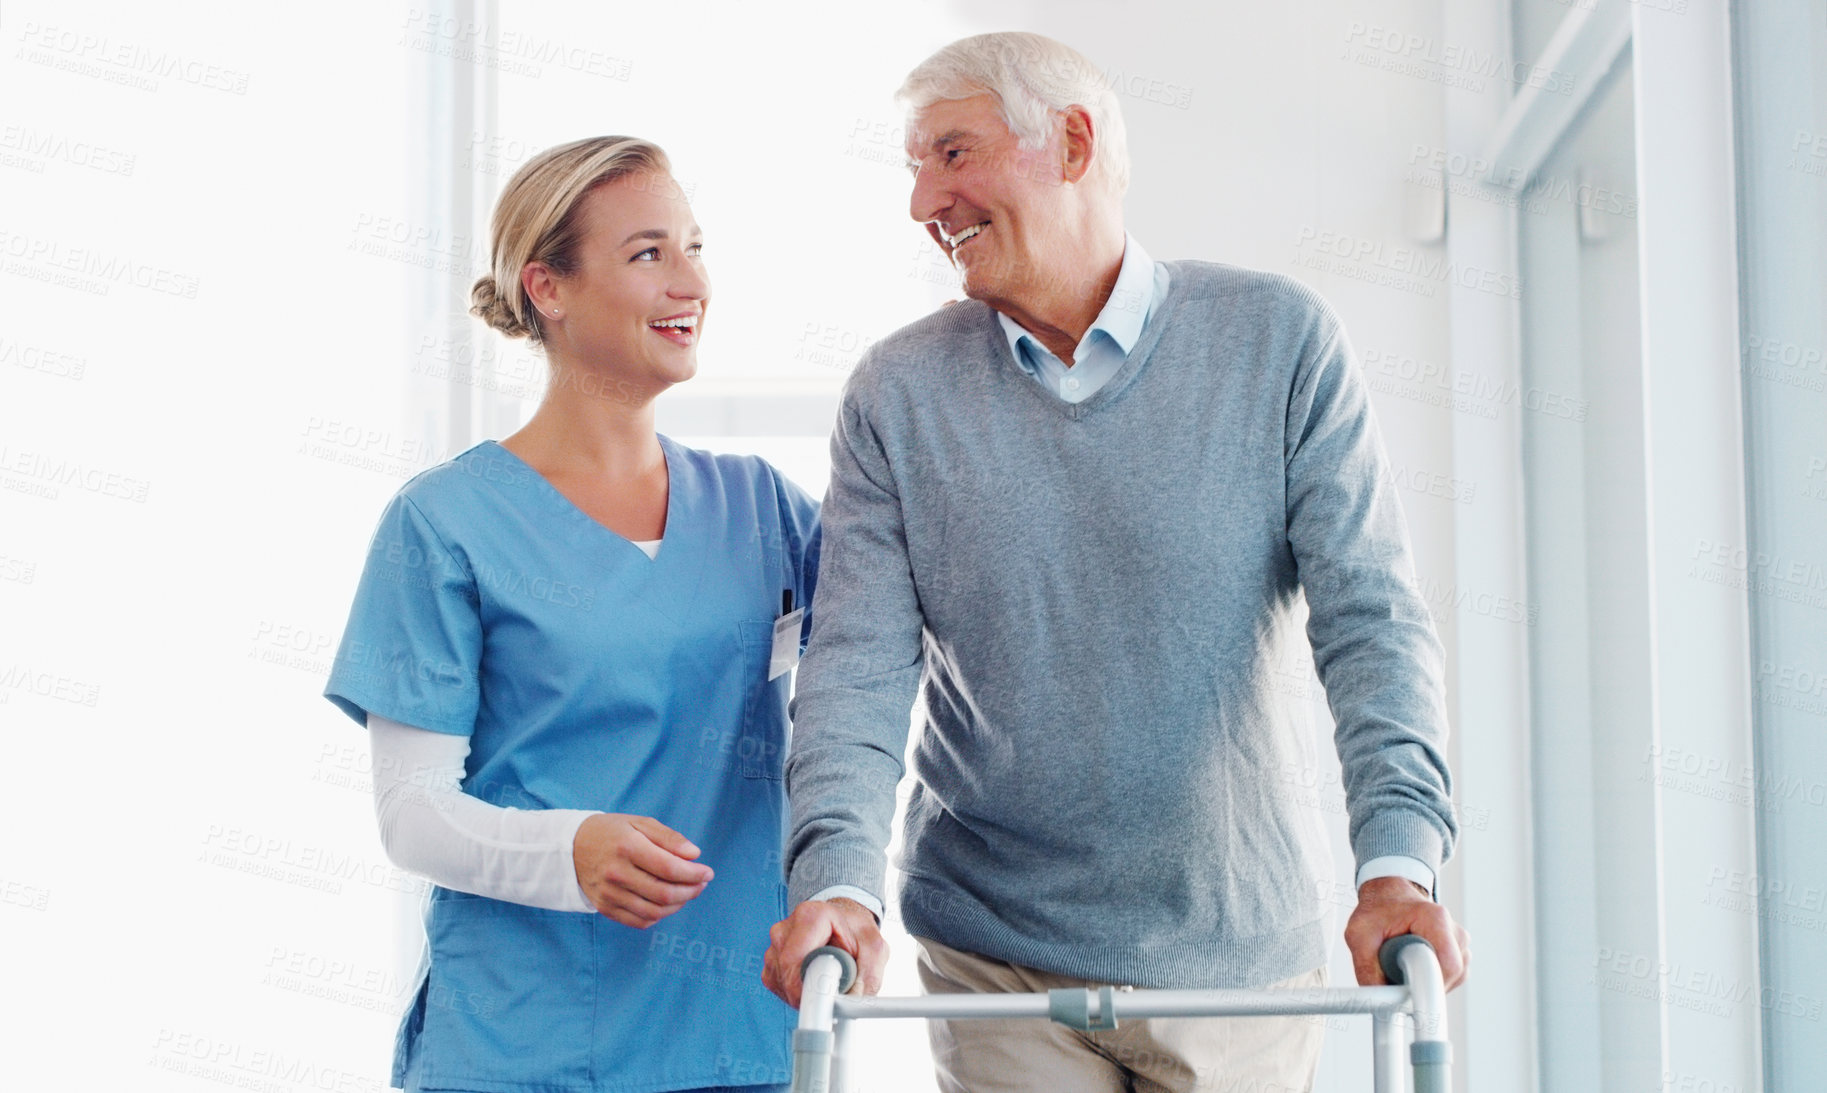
[1359,875,1431,900]
[808,884,883,921]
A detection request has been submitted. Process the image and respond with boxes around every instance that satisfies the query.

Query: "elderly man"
[762,31,1469,1092]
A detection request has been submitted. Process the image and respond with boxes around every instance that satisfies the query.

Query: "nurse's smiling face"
[536,171,710,391]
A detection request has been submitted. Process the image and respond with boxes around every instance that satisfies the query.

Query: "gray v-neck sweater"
[786,261,1456,989]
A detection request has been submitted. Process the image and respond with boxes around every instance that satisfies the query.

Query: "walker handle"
[801,945,858,995]
[1377,933,1433,985]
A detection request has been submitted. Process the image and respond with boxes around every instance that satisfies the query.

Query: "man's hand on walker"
[1344,876,1471,991]
[762,897,888,1008]
[572,813,713,929]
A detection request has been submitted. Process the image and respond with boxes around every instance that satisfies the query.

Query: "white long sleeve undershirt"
[367,713,598,913]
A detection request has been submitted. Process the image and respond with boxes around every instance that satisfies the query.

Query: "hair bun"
[469,275,532,339]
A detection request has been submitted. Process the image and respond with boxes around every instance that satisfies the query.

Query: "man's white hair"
[896,32,1131,195]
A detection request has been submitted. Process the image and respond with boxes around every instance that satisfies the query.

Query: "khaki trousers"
[914,936,1327,1093]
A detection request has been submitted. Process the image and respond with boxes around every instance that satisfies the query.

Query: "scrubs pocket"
[737,620,789,780]
[416,893,594,1090]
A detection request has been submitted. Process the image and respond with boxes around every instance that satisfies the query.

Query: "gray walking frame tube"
[793,935,1451,1093]
[790,947,857,1093]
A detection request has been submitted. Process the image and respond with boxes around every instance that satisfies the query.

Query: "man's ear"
[1060,105,1096,186]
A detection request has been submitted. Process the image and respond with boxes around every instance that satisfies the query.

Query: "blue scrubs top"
[323,437,819,1093]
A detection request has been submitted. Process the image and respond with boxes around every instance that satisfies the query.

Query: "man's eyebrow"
[914,128,974,152]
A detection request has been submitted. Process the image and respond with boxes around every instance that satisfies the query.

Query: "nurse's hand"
[572,813,713,928]
[762,897,888,1008]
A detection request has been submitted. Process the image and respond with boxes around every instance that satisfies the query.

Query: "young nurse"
[323,137,818,1092]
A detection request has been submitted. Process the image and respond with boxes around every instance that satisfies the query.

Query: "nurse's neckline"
[481,437,675,560]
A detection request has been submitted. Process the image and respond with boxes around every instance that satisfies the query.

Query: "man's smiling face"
[904,93,1074,313]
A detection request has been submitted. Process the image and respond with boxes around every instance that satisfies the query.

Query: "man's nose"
[908,161,950,224]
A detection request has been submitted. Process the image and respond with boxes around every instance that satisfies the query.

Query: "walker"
[791,934,1452,1093]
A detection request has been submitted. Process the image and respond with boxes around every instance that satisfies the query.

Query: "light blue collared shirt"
[997,233,1168,403]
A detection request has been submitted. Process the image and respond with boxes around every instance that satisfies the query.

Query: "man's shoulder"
[843,300,1001,401]
[1160,260,1341,332]
[872,299,1000,359]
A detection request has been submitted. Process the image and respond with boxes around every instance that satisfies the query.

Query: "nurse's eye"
[631,247,661,262]
[687,242,703,257]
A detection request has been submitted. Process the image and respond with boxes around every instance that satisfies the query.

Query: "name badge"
[768,608,804,681]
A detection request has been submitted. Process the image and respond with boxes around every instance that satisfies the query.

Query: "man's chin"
[955,275,1013,313]
[954,268,1000,304]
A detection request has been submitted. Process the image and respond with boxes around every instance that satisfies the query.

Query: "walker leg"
[1372,1010,1410,1093]
[829,1016,852,1093]
[790,951,851,1093]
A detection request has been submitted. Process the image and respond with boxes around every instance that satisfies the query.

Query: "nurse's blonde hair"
[470,136,673,344]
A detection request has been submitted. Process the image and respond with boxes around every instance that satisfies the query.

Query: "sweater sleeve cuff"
[787,844,888,909]
[1353,809,1447,879]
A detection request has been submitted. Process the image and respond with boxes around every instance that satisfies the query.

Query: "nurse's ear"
[520,262,566,328]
